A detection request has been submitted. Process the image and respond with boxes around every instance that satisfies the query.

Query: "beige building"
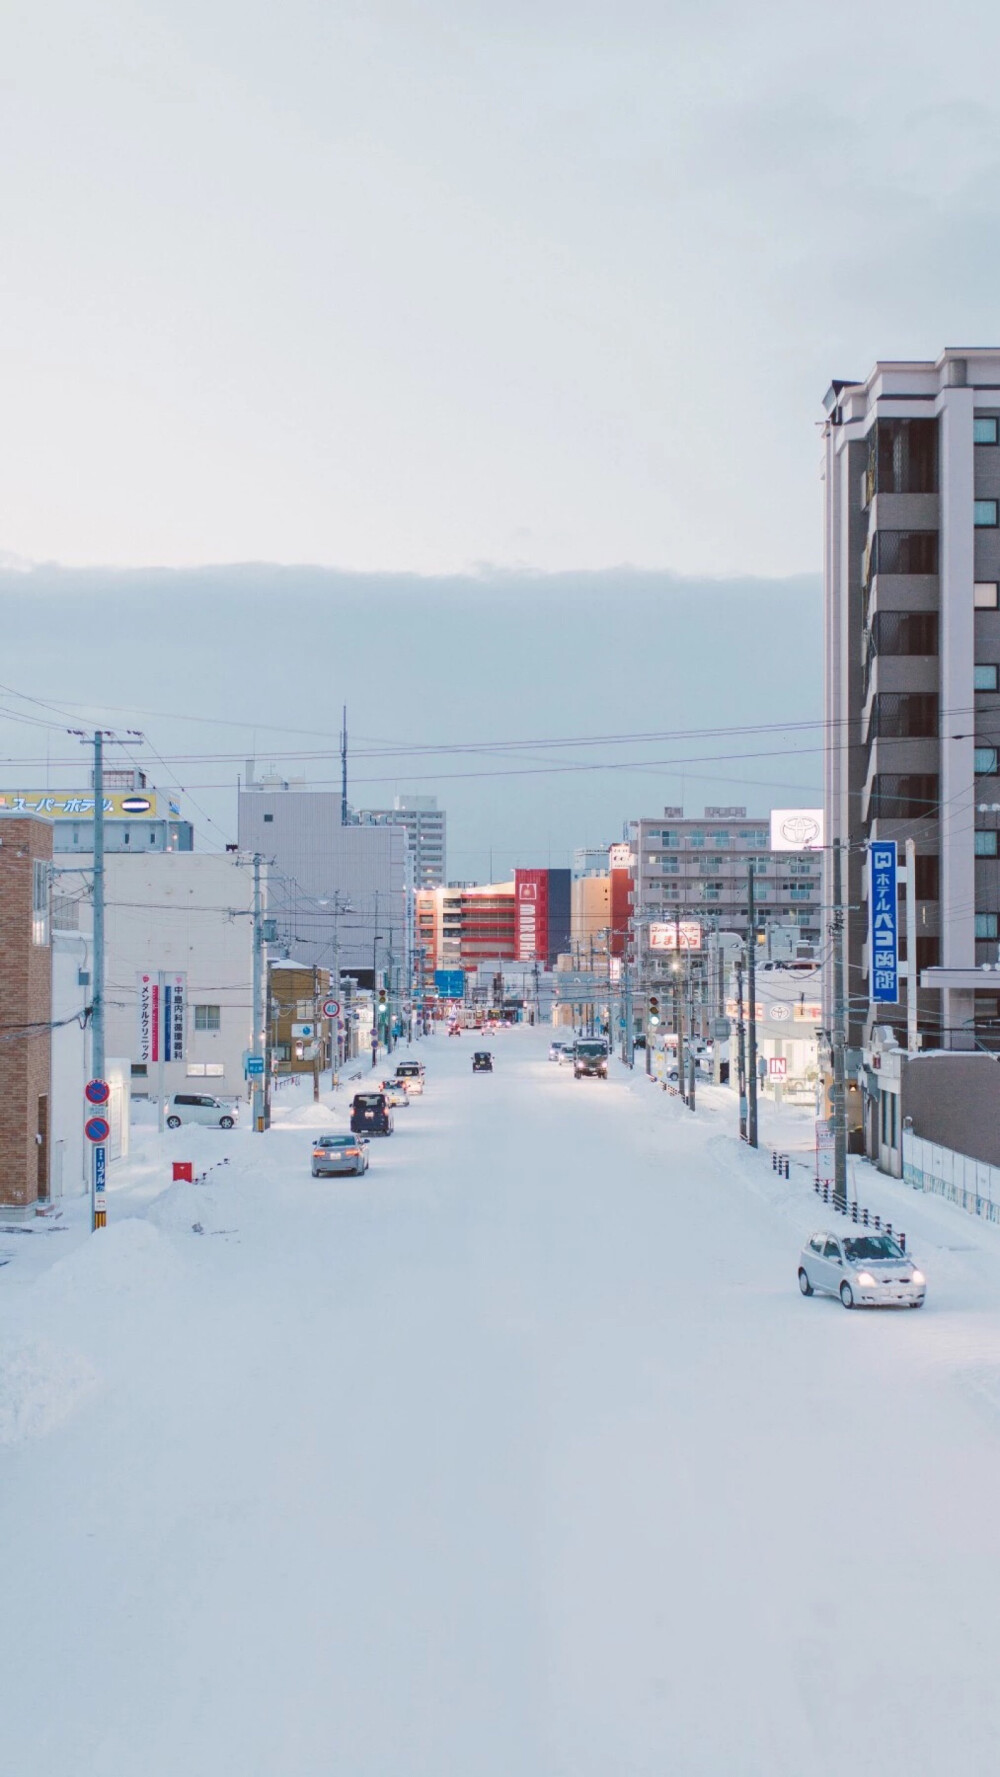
[570,874,611,964]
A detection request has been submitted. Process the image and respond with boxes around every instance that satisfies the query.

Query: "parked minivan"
[166,1093,238,1130]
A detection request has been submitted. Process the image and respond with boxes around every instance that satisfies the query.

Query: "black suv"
[350,1092,394,1136]
[573,1040,609,1079]
[472,1051,493,1072]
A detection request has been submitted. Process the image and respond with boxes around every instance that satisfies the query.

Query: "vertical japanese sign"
[870,841,899,1002]
[137,971,185,1059]
[137,973,155,1062]
[164,974,186,1061]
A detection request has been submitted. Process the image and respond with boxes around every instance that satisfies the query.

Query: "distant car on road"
[312,1135,369,1177]
[548,1040,569,1061]
[573,1039,609,1080]
[166,1093,238,1130]
[349,1092,394,1136]
[394,1062,425,1095]
[798,1230,925,1309]
[472,1051,493,1072]
[378,1079,411,1108]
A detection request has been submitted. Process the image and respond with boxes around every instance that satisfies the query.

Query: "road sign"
[85,1115,111,1143]
[712,1018,731,1041]
[322,998,341,1019]
[434,969,465,999]
[245,1055,265,1077]
[85,1078,110,1105]
[93,1143,107,1229]
[291,1022,316,1039]
[768,1056,788,1077]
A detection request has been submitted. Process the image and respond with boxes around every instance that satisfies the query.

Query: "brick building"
[0,813,53,1210]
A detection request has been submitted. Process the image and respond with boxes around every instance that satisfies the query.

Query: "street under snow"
[5,1026,1000,1776]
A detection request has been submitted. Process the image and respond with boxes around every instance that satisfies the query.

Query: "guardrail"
[811,1176,905,1249]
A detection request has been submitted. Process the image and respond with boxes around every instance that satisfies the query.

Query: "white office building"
[823,348,1000,1057]
[358,795,447,889]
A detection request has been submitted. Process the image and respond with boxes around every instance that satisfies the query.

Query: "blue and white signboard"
[870,841,899,1002]
[245,1055,265,1077]
[434,969,465,999]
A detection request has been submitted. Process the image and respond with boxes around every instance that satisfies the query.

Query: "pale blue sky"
[5,0,1000,575]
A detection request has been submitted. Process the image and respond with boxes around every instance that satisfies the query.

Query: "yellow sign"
[0,791,159,819]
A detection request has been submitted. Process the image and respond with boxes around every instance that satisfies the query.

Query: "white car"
[798,1230,925,1309]
[548,1040,569,1062]
[165,1093,238,1130]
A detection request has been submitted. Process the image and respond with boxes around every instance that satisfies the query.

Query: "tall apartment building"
[629,807,822,958]
[823,349,1000,1054]
[358,796,446,887]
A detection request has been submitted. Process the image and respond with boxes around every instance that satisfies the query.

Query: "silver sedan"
[311,1135,370,1177]
[798,1230,925,1309]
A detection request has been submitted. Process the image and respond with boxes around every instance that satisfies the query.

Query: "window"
[32,859,49,946]
[974,416,999,445]
[263,813,273,823]
[131,1063,148,1077]
[872,530,939,574]
[975,914,999,940]
[870,774,939,818]
[974,664,999,692]
[915,854,940,898]
[976,830,999,857]
[688,831,705,847]
[194,1004,221,1031]
[916,935,940,971]
[975,582,999,609]
[975,500,999,528]
[975,747,999,776]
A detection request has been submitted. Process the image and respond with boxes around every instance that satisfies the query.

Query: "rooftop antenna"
[340,705,348,826]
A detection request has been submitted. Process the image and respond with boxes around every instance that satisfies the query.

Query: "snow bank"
[0,1337,99,1446]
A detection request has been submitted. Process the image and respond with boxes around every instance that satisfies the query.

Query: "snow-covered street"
[5,1027,1000,1775]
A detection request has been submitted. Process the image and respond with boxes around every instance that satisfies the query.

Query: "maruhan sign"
[769,809,824,852]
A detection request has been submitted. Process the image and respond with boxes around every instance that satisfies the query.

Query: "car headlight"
[856,1271,877,1286]
[911,1270,925,1285]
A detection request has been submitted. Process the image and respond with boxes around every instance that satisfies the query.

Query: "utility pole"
[674,911,685,1105]
[736,958,747,1140]
[312,964,321,1102]
[831,841,848,1209]
[340,705,349,825]
[746,863,759,1148]
[251,853,265,1132]
[905,836,918,1054]
[91,731,107,1229]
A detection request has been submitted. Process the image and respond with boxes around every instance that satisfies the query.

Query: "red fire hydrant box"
[172,1162,194,1183]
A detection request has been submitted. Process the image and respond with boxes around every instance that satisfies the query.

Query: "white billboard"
[649,920,702,951]
[769,809,824,852]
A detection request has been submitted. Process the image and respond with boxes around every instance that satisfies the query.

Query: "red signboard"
[514,868,549,963]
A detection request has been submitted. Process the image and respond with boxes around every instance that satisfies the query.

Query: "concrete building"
[0,814,53,1210]
[57,852,257,1103]
[629,807,822,954]
[238,780,410,991]
[823,349,1000,1056]
[571,873,611,962]
[358,795,446,888]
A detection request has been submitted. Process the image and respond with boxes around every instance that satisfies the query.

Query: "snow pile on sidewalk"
[0,1337,99,1446]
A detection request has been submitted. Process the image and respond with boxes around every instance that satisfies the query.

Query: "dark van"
[350,1092,394,1136]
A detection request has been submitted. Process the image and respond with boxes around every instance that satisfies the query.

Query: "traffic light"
[649,995,660,1027]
